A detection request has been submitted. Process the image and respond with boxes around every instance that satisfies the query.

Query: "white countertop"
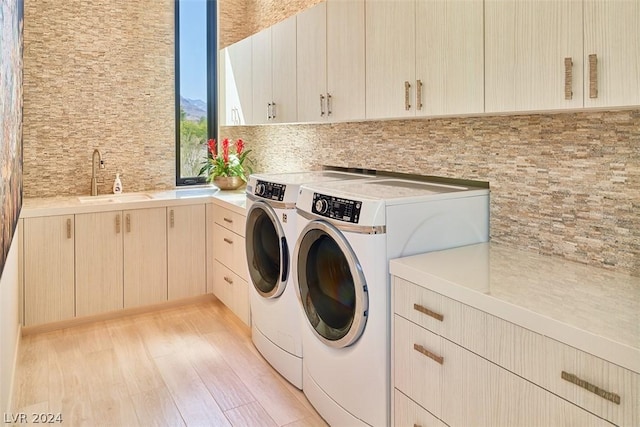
[389,242,640,373]
[21,186,247,218]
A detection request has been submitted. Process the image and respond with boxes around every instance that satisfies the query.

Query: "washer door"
[245,201,289,298]
[294,220,368,348]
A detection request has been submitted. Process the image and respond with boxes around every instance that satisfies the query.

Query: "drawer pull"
[564,57,573,100]
[224,276,233,284]
[169,209,175,228]
[561,371,620,405]
[223,217,233,224]
[223,237,233,244]
[66,218,72,239]
[413,303,443,321]
[413,343,443,365]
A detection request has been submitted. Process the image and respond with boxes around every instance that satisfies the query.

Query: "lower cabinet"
[208,202,249,325]
[23,215,75,326]
[392,276,634,427]
[167,204,206,300]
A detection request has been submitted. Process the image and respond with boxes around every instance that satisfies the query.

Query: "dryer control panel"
[312,193,362,223]
[254,180,286,201]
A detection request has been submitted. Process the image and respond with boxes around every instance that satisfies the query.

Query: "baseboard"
[21,294,217,336]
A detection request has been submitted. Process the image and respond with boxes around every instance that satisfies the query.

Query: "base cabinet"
[392,277,633,427]
[167,204,206,300]
[23,215,75,326]
[208,202,249,325]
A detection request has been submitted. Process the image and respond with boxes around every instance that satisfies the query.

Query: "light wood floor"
[12,298,328,427]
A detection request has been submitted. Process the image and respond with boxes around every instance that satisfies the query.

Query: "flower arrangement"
[199,138,253,186]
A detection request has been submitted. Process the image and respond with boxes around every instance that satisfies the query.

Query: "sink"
[78,193,152,203]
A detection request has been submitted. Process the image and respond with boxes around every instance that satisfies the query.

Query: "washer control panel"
[254,180,286,201]
[312,193,362,223]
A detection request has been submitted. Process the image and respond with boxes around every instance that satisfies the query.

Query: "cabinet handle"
[267,102,272,119]
[413,343,443,365]
[327,93,332,116]
[271,102,276,119]
[589,54,598,98]
[561,371,620,405]
[224,276,233,284]
[413,303,444,321]
[223,237,233,244]
[223,217,233,224]
[320,94,325,116]
[126,214,131,233]
[115,215,121,234]
[66,218,72,239]
[416,79,423,110]
[564,57,573,100]
[404,81,411,110]
[169,209,174,228]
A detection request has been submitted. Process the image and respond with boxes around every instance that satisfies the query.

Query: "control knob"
[255,183,266,196]
[314,198,329,214]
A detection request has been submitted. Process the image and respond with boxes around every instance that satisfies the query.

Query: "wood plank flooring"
[12,298,328,427]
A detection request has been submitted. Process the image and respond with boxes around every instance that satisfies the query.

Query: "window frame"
[174,0,218,186]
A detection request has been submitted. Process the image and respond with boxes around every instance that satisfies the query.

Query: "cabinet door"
[485,0,583,112]
[297,2,327,123]
[272,14,297,123]
[23,215,75,326]
[123,208,167,308]
[75,212,124,317]
[415,0,484,116]
[220,36,253,125]
[206,204,215,294]
[327,0,365,121]
[252,26,272,124]
[584,0,640,108]
[167,204,206,300]
[366,0,415,119]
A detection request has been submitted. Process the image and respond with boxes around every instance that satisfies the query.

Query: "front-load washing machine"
[293,178,490,426]
[244,170,373,389]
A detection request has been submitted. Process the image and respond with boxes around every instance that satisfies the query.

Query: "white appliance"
[293,178,490,426]
[244,170,373,389]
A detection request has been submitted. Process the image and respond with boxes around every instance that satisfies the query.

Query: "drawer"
[394,314,443,419]
[486,314,639,426]
[212,223,248,281]
[394,390,446,427]
[394,277,487,356]
[213,205,246,236]
[212,260,249,326]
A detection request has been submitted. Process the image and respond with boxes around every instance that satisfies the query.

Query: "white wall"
[0,222,21,412]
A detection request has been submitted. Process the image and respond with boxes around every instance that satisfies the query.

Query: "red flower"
[207,138,216,157]
[236,138,244,155]
[222,138,230,164]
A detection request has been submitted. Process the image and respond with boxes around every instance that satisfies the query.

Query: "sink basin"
[78,193,152,203]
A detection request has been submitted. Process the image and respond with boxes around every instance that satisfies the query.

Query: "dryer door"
[294,220,368,348]
[245,201,289,298]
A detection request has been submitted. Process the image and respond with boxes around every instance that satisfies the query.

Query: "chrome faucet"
[91,149,104,196]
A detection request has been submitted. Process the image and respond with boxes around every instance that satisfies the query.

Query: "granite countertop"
[21,185,247,218]
[389,242,640,373]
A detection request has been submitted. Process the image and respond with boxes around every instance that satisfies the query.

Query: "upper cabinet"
[297,0,366,123]
[583,0,640,108]
[485,0,584,112]
[252,15,297,124]
[220,0,639,125]
[220,36,253,126]
[366,0,484,119]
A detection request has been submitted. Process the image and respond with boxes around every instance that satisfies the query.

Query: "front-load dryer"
[244,170,373,389]
[293,178,490,426]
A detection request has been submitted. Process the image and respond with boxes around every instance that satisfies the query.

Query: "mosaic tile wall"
[222,108,640,277]
[22,0,175,197]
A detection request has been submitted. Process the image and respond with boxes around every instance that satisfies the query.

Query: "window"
[175,0,217,185]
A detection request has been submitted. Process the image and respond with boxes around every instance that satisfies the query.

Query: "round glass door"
[294,220,368,348]
[245,201,289,298]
